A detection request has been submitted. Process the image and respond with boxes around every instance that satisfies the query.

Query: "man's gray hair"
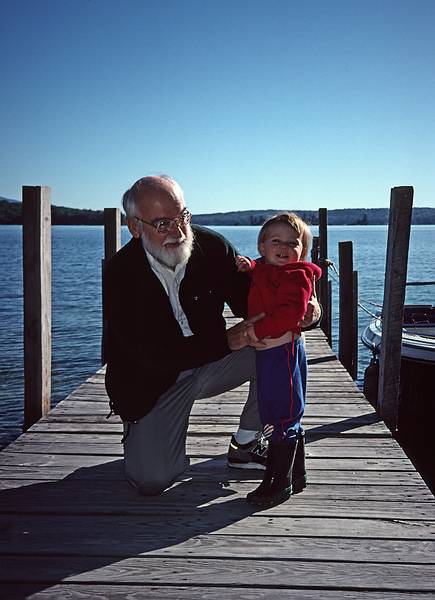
[122,175,184,218]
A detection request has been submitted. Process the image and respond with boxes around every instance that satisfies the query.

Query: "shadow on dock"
[0,456,259,598]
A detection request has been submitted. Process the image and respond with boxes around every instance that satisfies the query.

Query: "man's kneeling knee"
[126,472,172,496]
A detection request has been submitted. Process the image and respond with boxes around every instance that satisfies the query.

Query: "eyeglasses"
[135,208,191,234]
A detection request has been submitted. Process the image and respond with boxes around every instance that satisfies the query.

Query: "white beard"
[140,226,194,269]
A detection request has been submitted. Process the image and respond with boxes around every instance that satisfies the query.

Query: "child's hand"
[236,255,253,273]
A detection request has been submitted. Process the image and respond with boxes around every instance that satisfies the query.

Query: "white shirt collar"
[142,246,193,338]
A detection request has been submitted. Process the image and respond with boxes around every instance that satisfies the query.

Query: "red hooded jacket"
[248,260,322,340]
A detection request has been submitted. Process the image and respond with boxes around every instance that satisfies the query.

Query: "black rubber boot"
[292,429,307,494]
[246,446,274,504]
[246,438,298,507]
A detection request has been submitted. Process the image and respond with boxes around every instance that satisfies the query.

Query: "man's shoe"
[227,435,267,470]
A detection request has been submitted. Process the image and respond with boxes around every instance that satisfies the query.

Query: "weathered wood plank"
[5,436,415,467]
[61,389,368,404]
[0,466,430,497]
[29,416,386,433]
[0,480,434,519]
[30,403,380,418]
[1,523,434,563]
[1,512,434,544]
[26,412,391,428]
[8,427,411,458]
[35,410,391,437]
[2,434,411,458]
[0,450,424,482]
[0,584,432,600]
[0,465,431,505]
[2,583,435,600]
[1,555,434,591]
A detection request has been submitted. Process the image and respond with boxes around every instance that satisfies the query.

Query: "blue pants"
[256,337,307,443]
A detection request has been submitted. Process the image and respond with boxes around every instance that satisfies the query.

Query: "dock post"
[104,208,121,260]
[22,186,51,430]
[327,279,332,347]
[338,241,358,379]
[101,208,121,365]
[378,186,413,432]
[318,208,330,345]
[353,270,358,378]
[311,236,320,298]
[311,235,319,264]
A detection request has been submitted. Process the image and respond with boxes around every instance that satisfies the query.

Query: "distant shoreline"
[1,199,435,226]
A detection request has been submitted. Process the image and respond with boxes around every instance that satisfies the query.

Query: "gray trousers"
[123,346,260,495]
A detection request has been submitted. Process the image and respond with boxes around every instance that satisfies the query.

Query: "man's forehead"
[136,190,185,216]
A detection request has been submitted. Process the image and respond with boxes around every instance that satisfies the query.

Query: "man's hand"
[226,313,265,351]
[300,297,321,329]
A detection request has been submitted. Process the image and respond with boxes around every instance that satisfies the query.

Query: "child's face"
[259,222,303,266]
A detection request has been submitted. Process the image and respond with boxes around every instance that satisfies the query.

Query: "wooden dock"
[1,327,435,599]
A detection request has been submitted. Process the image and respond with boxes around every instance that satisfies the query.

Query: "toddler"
[236,212,321,507]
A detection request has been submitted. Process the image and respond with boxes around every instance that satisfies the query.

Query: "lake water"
[1,224,434,449]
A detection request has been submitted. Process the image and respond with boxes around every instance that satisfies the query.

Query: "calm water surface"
[0,224,434,448]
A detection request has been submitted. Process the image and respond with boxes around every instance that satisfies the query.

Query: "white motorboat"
[361,304,435,365]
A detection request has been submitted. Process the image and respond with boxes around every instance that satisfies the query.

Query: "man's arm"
[226,313,266,350]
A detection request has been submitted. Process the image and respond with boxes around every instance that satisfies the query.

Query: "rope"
[321,258,434,323]
[323,259,382,320]
[357,296,383,308]
[325,259,339,278]
[357,303,382,320]
[328,272,340,285]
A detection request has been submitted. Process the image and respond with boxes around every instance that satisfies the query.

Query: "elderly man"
[104,175,318,495]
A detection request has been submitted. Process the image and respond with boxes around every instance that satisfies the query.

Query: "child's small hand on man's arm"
[236,255,253,273]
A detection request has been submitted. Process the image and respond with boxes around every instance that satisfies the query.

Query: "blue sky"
[1,0,434,213]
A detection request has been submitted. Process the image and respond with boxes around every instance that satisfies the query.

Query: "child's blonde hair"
[257,212,312,261]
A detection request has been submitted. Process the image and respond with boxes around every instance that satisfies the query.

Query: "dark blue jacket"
[103,225,250,421]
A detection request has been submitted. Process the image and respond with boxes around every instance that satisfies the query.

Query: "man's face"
[129,189,194,269]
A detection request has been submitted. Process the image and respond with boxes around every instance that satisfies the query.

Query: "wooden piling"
[101,208,121,365]
[104,208,121,260]
[327,279,332,348]
[338,241,357,379]
[318,208,330,344]
[311,235,319,264]
[378,187,414,432]
[22,186,51,430]
[353,269,358,377]
[311,236,320,298]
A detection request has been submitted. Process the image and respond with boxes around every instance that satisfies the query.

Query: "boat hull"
[361,305,435,365]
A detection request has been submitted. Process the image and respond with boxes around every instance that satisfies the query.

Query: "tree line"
[1,199,434,225]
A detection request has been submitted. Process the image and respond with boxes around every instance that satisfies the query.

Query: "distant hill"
[1,198,434,225]
[0,199,106,225]
[192,207,435,226]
